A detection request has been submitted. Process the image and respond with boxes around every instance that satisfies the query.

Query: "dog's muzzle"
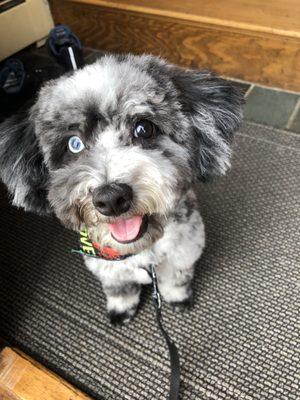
[92,183,148,244]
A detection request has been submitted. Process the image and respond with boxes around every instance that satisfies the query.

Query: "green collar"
[72,229,133,261]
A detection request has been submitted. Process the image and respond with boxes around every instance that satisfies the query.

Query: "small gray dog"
[0,55,243,324]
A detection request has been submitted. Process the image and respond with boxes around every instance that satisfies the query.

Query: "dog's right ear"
[0,107,50,215]
[169,66,244,181]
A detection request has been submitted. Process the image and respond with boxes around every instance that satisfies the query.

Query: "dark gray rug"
[0,122,299,400]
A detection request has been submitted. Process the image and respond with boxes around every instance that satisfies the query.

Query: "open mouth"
[108,215,148,244]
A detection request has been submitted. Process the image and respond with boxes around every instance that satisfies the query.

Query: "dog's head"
[0,55,243,254]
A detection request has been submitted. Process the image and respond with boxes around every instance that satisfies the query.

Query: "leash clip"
[150,264,161,309]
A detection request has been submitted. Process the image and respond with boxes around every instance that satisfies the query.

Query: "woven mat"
[0,122,299,400]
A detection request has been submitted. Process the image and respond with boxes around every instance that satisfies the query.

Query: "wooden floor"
[72,0,300,38]
[49,0,300,91]
[0,343,91,400]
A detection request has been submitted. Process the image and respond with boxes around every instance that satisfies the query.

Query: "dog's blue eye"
[133,120,156,139]
[68,136,85,153]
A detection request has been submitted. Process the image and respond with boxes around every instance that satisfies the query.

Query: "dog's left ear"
[170,67,244,181]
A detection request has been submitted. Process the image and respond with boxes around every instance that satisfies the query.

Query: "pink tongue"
[108,216,143,242]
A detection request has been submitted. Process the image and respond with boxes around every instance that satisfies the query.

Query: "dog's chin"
[88,214,165,255]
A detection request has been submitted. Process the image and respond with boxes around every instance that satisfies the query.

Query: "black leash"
[149,264,181,400]
[72,238,181,398]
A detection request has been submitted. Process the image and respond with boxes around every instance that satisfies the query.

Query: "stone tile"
[244,86,299,129]
[229,80,251,95]
[288,103,300,133]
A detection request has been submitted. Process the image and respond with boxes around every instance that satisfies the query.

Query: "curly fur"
[0,54,243,323]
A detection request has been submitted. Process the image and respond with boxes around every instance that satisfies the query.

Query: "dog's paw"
[108,308,136,326]
[169,296,193,312]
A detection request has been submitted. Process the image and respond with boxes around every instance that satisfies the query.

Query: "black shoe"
[47,24,84,71]
[0,53,64,121]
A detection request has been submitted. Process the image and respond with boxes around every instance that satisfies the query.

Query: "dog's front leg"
[84,258,141,324]
[154,206,205,311]
[156,260,195,311]
[102,280,141,325]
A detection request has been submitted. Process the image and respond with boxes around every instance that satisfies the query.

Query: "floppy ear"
[0,108,50,215]
[171,67,244,181]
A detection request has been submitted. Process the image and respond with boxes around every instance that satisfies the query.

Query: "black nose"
[92,183,133,217]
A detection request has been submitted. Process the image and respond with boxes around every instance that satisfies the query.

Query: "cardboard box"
[0,0,54,61]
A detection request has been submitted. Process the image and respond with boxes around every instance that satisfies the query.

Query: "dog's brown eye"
[133,120,156,139]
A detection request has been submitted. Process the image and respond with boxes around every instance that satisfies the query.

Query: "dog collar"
[72,229,133,261]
